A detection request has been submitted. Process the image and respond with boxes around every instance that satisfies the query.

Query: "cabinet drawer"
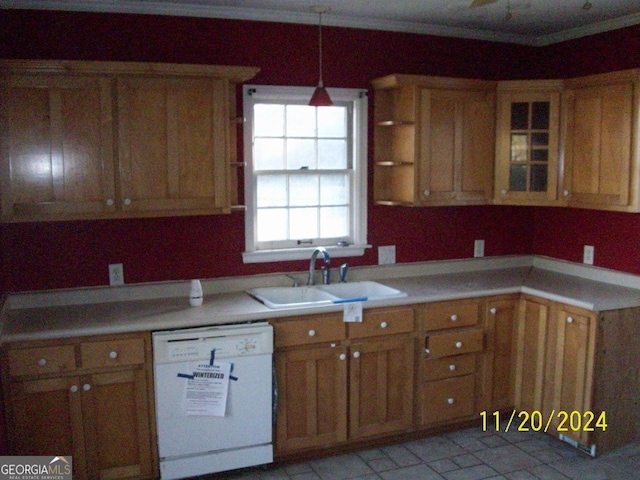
[422,375,475,425]
[425,329,483,358]
[423,299,481,331]
[273,314,346,347]
[423,353,476,382]
[348,307,415,339]
[80,338,146,369]
[7,345,76,377]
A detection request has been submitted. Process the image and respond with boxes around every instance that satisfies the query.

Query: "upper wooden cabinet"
[494,80,563,206]
[562,70,640,211]
[371,74,496,207]
[0,60,259,222]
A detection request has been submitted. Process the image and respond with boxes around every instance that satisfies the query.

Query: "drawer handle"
[450,314,458,322]
[70,385,78,393]
[353,351,360,359]
[109,351,118,359]
[339,353,347,361]
[490,307,497,315]
[380,321,388,329]
[567,317,574,324]
[455,341,463,349]
[83,384,91,392]
[447,398,455,405]
[308,329,316,337]
[424,348,430,354]
[449,364,456,371]
[37,358,47,367]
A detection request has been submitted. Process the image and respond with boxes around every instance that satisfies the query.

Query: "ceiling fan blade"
[470,0,499,7]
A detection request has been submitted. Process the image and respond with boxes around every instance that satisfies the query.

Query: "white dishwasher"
[152,322,274,480]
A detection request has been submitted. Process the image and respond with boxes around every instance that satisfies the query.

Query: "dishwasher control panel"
[153,323,273,364]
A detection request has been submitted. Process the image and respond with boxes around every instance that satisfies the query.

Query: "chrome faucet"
[308,247,330,285]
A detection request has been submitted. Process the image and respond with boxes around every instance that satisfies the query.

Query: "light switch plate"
[109,263,125,286]
[474,239,485,258]
[583,245,594,265]
[378,245,396,265]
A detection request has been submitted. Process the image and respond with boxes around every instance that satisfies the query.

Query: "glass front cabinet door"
[494,81,563,206]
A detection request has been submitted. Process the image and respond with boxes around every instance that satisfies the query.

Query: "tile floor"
[212,426,640,480]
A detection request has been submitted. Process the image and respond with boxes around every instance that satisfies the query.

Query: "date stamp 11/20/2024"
[480,410,608,434]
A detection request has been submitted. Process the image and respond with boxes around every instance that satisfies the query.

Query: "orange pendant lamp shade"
[309,6,333,107]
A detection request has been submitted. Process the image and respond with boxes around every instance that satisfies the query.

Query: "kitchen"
[2,2,640,479]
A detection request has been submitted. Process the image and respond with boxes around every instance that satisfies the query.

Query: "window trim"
[242,85,369,264]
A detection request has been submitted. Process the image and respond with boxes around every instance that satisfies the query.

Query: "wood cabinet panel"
[7,345,76,377]
[273,313,345,348]
[348,306,414,339]
[80,338,145,369]
[421,375,475,426]
[423,353,476,382]
[423,298,481,331]
[425,328,483,358]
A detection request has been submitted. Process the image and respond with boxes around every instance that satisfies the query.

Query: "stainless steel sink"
[248,281,406,309]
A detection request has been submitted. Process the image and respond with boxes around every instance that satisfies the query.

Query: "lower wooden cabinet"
[1,333,158,480]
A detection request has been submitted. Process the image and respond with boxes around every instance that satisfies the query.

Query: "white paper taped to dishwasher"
[182,361,232,416]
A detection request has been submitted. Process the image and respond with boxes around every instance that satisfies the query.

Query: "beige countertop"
[3,255,640,343]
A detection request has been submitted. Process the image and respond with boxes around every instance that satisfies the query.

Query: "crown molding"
[1,0,640,46]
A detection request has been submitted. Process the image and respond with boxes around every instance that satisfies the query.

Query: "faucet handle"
[322,266,331,285]
[285,274,301,287]
[339,263,349,283]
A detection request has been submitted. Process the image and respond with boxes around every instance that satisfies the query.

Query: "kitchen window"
[242,85,369,263]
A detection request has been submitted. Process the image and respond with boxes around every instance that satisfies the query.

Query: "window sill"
[242,244,371,264]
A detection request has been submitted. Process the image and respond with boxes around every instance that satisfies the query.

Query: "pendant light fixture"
[309,5,333,106]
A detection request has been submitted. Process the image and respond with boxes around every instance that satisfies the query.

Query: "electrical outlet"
[109,263,125,286]
[474,239,485,258]
[378,245,396,265]
[583,245,594,265]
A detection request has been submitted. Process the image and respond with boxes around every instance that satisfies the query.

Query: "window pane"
[290,175,319,207]
[510,102,529,130]
[286,105,316,137]
[287,139,316,169]
[318,106,346,137]
[509,164,527,191]
[320,174,349,205]
[532,132,549,147]
[257,208,287,242]
[290,207,318,239]
[532,102,550,130]
[255,104,284,137]
[510,134,528,162]
[531,149,549,162]
[254,138,284,170]
[318,139,347,169]
[531,164,548,192]
[321,206,348,238]
[257,175,287,207]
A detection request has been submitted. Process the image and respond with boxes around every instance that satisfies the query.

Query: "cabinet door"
[7,376,88,478]
[418,89,494,205]
[81,369,155,479]
[349,336,414,439]
[275,345,348,453]
[483,297,517,411]
[563,79,636,210]
[0,75,116,221]
[513,297,553,414]
[551,308,596,445]
[494,88,561,205]
[117,76,231,216]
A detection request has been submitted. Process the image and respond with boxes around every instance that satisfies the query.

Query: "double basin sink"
[249,281,407,309]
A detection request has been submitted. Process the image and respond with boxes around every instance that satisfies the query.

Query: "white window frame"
[242,85,369,264]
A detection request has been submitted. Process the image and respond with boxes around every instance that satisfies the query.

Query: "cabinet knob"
[455,341,463,349]
[37,358,47,367]
[109,351,118,359]
[353,351,360,359]
[449,364,456,371]
[567,316,574,324]
[450,314,458,322]
[339,353,346,360]
[123,198,132,206]
[563,190,570,196]
[380,321,388,329]
[308,329,316,337]
[70,385,79,393]
[490,307,497,315]
[423,189,431,196]
[501,189,508,195]
[447,398,455,405]
[106,198,115,206]
[83,384,91,392]
[424,348,430,354]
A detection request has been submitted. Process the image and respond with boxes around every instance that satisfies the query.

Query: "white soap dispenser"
[189,279,203,307]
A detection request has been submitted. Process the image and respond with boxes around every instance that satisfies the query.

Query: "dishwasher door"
[153,323,273,479]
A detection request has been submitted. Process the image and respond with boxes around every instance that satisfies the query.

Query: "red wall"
[1,9,640,291]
